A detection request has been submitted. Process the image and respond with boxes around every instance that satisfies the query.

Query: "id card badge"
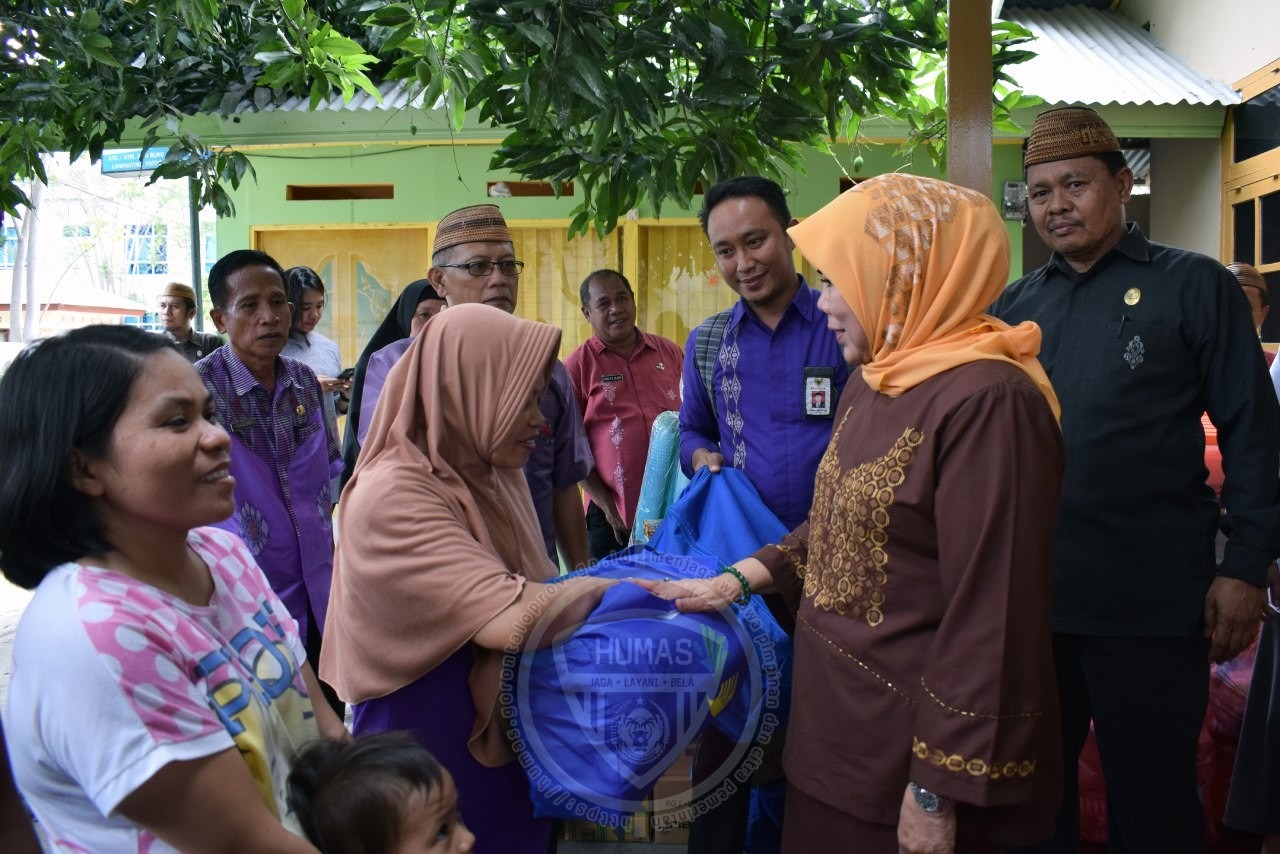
[804,367,834,419]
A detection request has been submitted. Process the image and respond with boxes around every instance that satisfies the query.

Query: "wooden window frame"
[1221,58,1280,275]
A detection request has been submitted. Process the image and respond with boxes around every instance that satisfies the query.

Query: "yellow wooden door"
[253,225,432,369]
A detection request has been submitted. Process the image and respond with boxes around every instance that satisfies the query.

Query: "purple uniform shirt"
[195,346,342,643]
[526,361,593,565]
[359,337,413,446]
[678,281,849,529]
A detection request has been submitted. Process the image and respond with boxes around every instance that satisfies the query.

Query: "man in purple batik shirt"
[679,177,849,531]
[678,177,849,854]
[196,249,343,711]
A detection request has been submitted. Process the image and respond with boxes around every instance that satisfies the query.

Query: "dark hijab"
[339,279,441,493]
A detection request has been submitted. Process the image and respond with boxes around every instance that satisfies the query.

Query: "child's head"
[287,732,474,854]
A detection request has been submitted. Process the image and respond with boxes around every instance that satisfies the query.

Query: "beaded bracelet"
[719,565,752,605]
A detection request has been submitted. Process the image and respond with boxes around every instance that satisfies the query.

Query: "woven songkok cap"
[1227,262,1266,292]
[433,204,512,255]
[162,282,197,302]
[1024,107,1121,169]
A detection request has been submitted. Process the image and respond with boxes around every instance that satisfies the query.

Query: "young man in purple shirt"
[678,177,849,853]
[680,177,850,529]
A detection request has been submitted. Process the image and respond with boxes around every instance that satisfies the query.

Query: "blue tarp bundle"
[647,467,789,564]
[508,469,793,825]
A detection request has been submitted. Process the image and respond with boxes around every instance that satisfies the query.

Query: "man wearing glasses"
[428,204,593,572]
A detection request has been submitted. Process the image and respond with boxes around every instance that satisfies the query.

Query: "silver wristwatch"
[909,782,955,814]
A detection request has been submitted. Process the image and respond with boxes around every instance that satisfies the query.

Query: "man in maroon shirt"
[565,269,684,560]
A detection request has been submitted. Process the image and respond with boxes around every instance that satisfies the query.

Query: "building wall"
[1114,2,1280,262]
[1149,137,1223,258]
[1119,0,1280,88]
[219,137,1027,367]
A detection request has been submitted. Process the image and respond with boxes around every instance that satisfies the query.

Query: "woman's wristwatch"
[908,782,955,814]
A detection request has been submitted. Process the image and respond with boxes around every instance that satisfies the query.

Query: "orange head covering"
[788,174,1059,419]
[321,303,561,766]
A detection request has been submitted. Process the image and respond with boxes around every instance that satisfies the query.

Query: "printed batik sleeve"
[677,330,722,476]
[753,521,811,615]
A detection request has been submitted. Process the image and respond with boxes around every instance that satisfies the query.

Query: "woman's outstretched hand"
[632,575,737,613]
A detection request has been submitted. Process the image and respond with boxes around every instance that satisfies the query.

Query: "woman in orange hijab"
[321,304,611,853]
[657,175,1065,853]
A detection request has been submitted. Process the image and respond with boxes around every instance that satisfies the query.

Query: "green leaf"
[616,74,653,125]
[590,104,616,152]
[352,73,382,101]
[568,55,609,102]
[453,49,487,81]
[309,77,327,111]
[423,69,445,109]
[381,21,415,53]
[366,5,413,27]
[448,84,466,132]
[514,22,555,51]
[318,36,367,57]
[562,70,605,108]
[81,44,123,67]
[255,50,295,65]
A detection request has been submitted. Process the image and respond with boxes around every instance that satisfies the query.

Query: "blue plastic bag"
[505,550,790,825]
[648,467,790,564]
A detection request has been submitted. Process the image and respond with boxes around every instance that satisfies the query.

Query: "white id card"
[804,367,833,418]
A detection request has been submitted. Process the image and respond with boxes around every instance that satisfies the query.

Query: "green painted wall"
[218,135,1032,278]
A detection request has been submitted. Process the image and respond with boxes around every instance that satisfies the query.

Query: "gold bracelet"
[719,565,752,605]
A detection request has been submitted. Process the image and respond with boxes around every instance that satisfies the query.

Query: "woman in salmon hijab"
[656,175,1066,853]
[321,303,611,853]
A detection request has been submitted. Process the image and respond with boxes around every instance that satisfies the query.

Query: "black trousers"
[1016,632,1210,854]
[689,726,752,854]
[586,502,629,562]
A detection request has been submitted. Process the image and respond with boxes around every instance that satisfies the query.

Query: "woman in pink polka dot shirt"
[0,325,347,853]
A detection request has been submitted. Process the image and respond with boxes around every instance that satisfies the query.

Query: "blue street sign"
[101,148,169,174]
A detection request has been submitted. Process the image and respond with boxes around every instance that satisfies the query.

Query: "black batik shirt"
[991,224,1280,636]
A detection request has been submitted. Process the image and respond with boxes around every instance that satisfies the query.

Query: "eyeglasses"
[437,260,525,278]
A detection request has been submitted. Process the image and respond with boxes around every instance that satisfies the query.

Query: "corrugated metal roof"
[1124,147,1150,185]
[1001,0,1111,9]
[1002,6,1240,107]
[240,79,423,113]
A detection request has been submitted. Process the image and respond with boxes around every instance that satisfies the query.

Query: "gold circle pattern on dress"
[804,412,925,625]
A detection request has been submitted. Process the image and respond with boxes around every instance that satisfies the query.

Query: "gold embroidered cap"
[433,204,512,255]
[161,282,197,303]
[1024,107,1121,168]
[1227,262,1266,293]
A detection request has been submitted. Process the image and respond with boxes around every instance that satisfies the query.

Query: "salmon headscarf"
[788,174,1059,419]
[321,303,561,766]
